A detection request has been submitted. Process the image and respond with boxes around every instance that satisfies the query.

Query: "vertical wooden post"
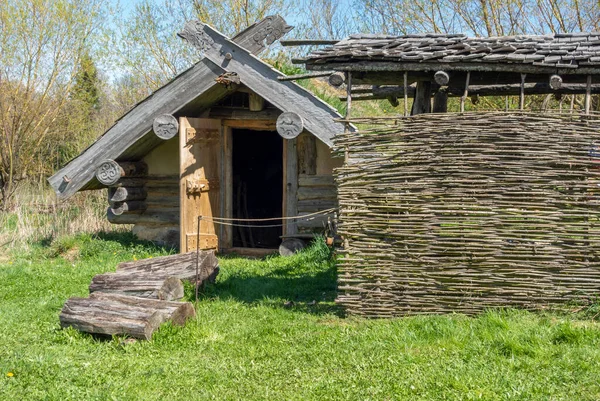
[284,138,298,236]
[520,74,526,110]
[411,81,432,115]
[403,72,408,117]
[460,72,470,113]
[432,89,448,113]
[585,75,592,115]
[345,71,352,163]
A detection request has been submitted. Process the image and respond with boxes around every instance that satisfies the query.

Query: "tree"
[72,51,101,112]
[355,0,600,36]
[0,0,107,209]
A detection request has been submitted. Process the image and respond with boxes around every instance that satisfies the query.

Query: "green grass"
[1,233,600,400]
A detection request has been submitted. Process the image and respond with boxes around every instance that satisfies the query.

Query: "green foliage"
[1,234,600,400]
[71,51,100,111]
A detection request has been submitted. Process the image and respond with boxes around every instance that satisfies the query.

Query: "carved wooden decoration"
[96,160,122,186]
[178,21,215,52]
[231,15,293,55]
[153,114,179,140]
[276,112,303,139]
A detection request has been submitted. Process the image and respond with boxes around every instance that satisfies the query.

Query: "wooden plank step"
[59,292,196,340]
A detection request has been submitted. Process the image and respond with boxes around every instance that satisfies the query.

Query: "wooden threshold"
[220,247,279,258]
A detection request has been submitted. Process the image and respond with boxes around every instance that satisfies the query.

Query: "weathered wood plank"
[297,133,317,175]
[298,199,337,213]
[207,107,281,121]
[107,208,179,225]
[297,186,336,201]
[89,274,185,301]
[179,21,347,147]
[230,15,293,55]
[298,174,335,187]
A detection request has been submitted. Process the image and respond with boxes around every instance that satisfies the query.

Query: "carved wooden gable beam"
[231,15,293,55]
[178,19,347,146]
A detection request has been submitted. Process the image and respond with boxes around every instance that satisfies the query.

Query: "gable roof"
[301,32,600,74]
[49,21,347,200]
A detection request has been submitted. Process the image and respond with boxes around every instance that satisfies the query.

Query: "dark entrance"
[232,129,283,248]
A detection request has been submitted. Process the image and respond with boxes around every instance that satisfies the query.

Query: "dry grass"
[0,183,130,248]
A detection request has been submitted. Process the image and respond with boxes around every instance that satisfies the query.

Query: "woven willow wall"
[335,112,600,317]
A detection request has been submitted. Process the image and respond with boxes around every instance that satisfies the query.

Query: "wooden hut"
[49,17,345,253]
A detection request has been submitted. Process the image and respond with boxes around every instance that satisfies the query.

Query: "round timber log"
[152,114,179,140]
[96,160,148,186]
[434,71,450,86]
[276,112,304,139]
[279,238,306,256]
[550,75,563,90]
[109,200,147,215]
[328,72,345,87]
[109,186,148,202]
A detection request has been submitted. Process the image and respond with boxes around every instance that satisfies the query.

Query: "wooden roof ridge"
[299,32,600,73]
[49,16,347,200]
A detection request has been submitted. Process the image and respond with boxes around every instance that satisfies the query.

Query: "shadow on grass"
[198,251,343,317]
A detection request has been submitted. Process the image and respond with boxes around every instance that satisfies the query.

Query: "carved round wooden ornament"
[153,114,179,140]
[96,159,122,186]
[276,112,303,139]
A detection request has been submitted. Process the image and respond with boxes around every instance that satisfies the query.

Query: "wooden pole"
[585,75,592,115]
[404,72,408,117]
[460,72,470,113]
[520,74,527,110]
[345,71,352,163]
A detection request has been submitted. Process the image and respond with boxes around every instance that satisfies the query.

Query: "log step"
[89,250,220,301]
[59,292,196,340]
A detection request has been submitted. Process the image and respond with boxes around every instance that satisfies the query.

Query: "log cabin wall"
[106,124,339,248]
[132,138,180,248]
[295,132,342,234]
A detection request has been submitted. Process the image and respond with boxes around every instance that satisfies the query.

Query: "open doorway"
[232,129,283,248]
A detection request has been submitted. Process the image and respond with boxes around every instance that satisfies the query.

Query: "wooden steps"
[60,250,219,340]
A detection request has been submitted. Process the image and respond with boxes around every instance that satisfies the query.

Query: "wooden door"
[180,117,222,252]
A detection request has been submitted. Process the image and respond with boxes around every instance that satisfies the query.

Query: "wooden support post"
[460,72,470,113]
[585,75,592,115]
[345,71,352,163]
[520,74,526,110]
[248,92,265,111]
[403,72,408,117]
[432,88,448,113]
[411,81,432,115]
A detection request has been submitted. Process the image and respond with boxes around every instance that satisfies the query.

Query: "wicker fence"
[335,112,600,317]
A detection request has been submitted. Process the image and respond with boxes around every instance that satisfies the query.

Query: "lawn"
[1,233,599,400]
